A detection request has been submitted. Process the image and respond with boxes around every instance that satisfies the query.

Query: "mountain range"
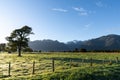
[29,34,120,52]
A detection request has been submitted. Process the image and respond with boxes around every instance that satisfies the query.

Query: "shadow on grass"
[44,57,120,65]
[0,75,10,78]
[47,65,120,80]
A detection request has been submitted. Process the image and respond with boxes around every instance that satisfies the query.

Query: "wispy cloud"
[52,8,68,12]
[73,7,89,16]
[83,23,92,30]
[89,11,96,14]
[95,1,109,7]
[73,7,86,12]
[79,12,88,16]
[96,1,104,7]
[85,23,91,28]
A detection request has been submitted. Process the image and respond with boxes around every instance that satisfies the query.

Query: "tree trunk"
[18,46,22,57]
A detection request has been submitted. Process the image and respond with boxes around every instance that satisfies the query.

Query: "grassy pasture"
[0,52,120,80]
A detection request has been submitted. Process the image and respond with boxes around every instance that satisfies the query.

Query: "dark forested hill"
[28,39,69,52]
[81,34,120,51]
[29,34,120,51]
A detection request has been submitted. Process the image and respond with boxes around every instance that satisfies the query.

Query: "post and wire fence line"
[0,57,119,77]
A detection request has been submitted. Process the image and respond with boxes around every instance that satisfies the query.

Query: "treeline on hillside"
[62,48,120,53]
[0,43,120,53]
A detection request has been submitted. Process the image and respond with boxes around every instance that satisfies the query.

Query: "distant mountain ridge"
[29,34,120,51]
[29,39,69,51]
[81,34,120,51]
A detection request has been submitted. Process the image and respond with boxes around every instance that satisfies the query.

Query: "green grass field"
[0,52,120,80]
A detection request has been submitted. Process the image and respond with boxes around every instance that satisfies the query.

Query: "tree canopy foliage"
[6,26,33,56]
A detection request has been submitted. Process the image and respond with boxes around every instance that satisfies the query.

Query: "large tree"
[6,26,33,56]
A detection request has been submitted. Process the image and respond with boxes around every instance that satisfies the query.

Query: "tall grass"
[0,52,120,80]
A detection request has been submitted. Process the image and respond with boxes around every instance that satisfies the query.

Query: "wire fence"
[0,57,119,77]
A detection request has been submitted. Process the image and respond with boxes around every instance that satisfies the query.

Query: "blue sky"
[0,0,120,43]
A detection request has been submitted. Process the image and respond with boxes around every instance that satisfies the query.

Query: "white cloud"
[73,7,89,16]
[79,12,88,16]
[89,11,96,14]
[73,7,86,12]
[85,23,91,28]
[83,23,93,30]
[96,1,104,7]
[52,8,68,12]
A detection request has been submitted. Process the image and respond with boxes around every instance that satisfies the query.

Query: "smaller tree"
[80,48,87,52]
[0,43,6,52]
[23,47,33,52]
[73,48,79,52]
[6,26,33,56]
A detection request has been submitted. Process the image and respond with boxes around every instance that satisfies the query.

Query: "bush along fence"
[0,57,119,77]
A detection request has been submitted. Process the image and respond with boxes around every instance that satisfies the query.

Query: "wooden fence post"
[32,61,35,74]
[52,58,55,72]
[70,59,72,68]
[116,57,118,63]
[8,62,11,76]
[103,59,105,65]
[90,58,93,67]
[82,59,84,65]
[109,59,112,65]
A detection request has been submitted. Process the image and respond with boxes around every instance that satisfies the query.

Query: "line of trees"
[63,48,120,53]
